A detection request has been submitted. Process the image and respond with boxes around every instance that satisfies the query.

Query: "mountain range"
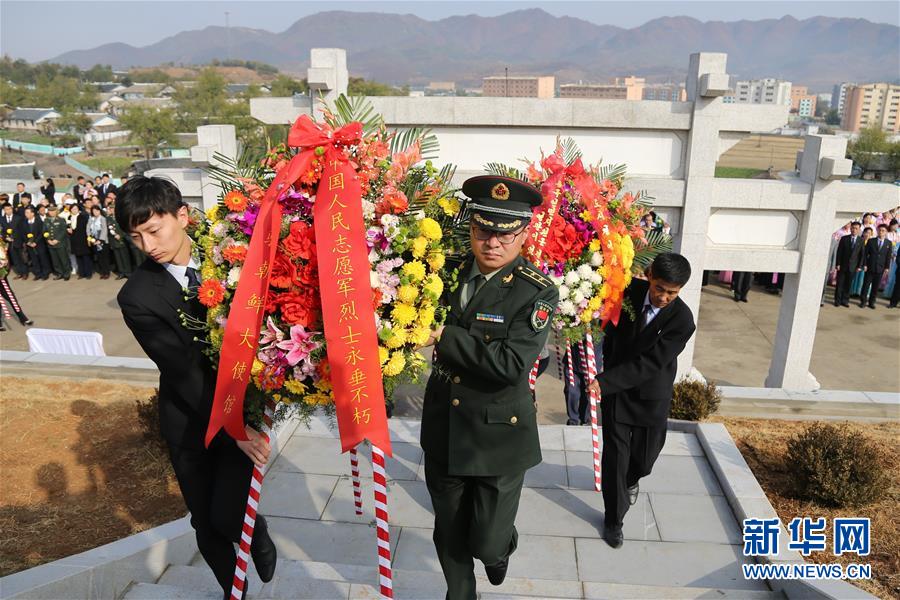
[49,9,899,91]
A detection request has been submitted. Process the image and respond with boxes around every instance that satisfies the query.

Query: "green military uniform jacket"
[109,219,128,249]
[421,254,559,477]
[43,216,70,252]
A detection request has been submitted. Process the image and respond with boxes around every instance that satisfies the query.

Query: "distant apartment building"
[482,75,555,98]
[790,86,817,117]
[841,83,900,133]
[733,78,792,105]
[831,82,856,118]
[426,81,455,92]
[642,83,687,102]
[559,77,645,100]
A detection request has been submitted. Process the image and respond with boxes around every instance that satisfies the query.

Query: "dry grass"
[714,417,900,599]
[0,377,184,576]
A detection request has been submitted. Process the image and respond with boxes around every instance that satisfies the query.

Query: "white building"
[733,78,792,105]
[831,82,855,118]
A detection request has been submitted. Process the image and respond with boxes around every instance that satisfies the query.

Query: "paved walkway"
[1,277,895,394]
[123,415,777,599]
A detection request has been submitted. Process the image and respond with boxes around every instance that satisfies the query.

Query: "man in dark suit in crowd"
[833,221,865,307]
[1,201,27,279]
[860,223,893,309]
[115,176,277,600]
[11,182,26,211]
[98,173,117,199]
[22,205,51,280]
[731,271,752,303]
[588,253,696,549]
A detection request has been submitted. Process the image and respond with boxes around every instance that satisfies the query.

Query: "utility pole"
[505,67,509,97]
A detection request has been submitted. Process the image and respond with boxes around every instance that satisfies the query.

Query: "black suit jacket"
[98,183,118,198]
[23,218,47,250]
[118,259,215,449]
[864,238,893,272]
[835,235,865,271]
[596,278,696,427]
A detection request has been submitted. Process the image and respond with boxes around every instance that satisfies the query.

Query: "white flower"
[211,222,228,238]
[590,252,603,267]
[227,266,242,287]
[370,270,380,289]
[558,284,570,299]
[572,291,586,305]
[564,271,580,287]
[361,199,376,222]
[549,274,564,286]
[590,272,603,285]
[559,299,576,316]
[577,263,594,279]
[368,249,379,263]
[578,281,593,297]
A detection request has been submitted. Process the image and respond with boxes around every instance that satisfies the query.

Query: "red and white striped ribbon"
[0,297,11,322]
[371,444,394,599]
[584,332,602,492]
[554,333,565,379]
[565,340,575,389]
[528,358,539,393]
[230,401,275,600]
[350,446,363,515]
[1,278,23,314]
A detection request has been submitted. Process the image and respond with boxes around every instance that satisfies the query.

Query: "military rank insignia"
[530,300,553,331]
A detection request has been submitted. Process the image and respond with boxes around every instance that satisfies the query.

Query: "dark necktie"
[463,274,486,309]
[640,303,654,330]
[186,266,201,289]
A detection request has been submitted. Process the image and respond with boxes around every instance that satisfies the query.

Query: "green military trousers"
[424,458,525,600]
[48,246,71,277]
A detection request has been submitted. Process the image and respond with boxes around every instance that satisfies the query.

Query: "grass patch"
[714,166,768,179]
[0,129,79,147]
[75,155,135,176]
[714,417,899,599]
[0,377,183,576]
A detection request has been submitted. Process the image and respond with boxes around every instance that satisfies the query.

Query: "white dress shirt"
[164,257,200,289]
[641,292,662,326]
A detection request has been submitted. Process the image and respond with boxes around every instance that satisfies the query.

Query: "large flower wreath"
[188,98,462,427]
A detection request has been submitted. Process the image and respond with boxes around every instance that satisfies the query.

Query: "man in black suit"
[115,176,277,599]
[98,173,117,199]
[21,206,51,280]
[1,201,27,279]
[834,221,865,307]
[11,182,26,211]
[860,224,893,309]
[587,253,696,549]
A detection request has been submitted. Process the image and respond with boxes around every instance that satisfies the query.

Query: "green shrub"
[669,378,721,421]
[135,389,166,450]
[786,423,887,507]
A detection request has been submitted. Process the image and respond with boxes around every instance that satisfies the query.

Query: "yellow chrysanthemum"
[210,327,224,349]
[419,217,442,241]
[588,296,602,311]
[580,308,593,324]
[427,251,445,271]
[201,263,217,282]
[251,359,264,376]
[408,327,431,347]
[580,210,593,221]
[398,284,419,304]
[308,392,331,406]
[392,303,418,326]
[314,378,332,392]
[424,274,443,297]
[418,305,436,328]
[437,197,461,216]
[378,346,390,365]
[383,351,407,377]
[206,206,220,222]
[401,260,427,283]
[598,284,610,300]
[384,327,407,349]
[411,236,428,258]
[284,379,307,395]
[589,239,601,252]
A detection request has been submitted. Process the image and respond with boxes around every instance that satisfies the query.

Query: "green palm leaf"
[328,94,384,133]
[632,228,672,274]
[484,162,527,180]
[389,127,440,160]
[560,137,582,164]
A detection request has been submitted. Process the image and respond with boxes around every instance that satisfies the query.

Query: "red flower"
[269,251,297,289]
[282,221,316,260]
[277,290,320,328]
[223,191,249,212]
[197,279,226,307]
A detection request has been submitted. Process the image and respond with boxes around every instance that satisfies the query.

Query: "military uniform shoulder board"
[514,264,551,289]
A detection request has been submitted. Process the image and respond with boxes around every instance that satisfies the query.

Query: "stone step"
[158,560,780,600]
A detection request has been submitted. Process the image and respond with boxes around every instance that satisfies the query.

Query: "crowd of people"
[1,175,144,284]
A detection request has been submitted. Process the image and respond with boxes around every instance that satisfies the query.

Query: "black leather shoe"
[22,318,33,326]
[627,483,639,506]
[484,557,509,586]
[251,516,277,583]
[603,524,624,549]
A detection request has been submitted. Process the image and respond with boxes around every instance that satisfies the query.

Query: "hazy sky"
[2,0,898,63]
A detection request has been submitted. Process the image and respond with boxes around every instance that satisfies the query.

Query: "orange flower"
[223,191,249,213]
[222,245,248,264]
[198,279,226,307]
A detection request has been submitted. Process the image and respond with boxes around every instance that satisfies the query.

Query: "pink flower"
[276,325,320,366]
[259,317,284,346]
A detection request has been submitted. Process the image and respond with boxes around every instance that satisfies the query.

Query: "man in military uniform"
[107,204,133,279]
[421,175,559,600]
[43,205,72,280]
